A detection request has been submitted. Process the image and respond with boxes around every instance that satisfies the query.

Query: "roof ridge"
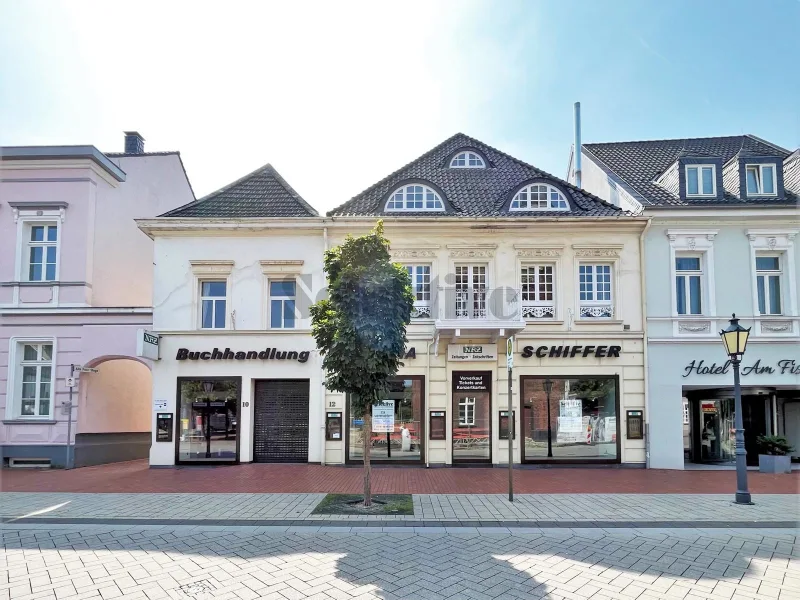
[263,164,319,216]
[744,134,791,156]
[105,151,180,157]
[585,134,752,147]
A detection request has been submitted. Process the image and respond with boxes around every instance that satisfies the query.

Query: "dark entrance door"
[253,379,310,463]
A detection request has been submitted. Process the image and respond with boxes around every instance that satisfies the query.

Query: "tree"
[310,221,414,506]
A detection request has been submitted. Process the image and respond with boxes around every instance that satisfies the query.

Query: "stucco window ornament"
[678,321,711,333]
[449,248,495,258]
[579,305,614,318]
[761,321,791,332]
[687,237,696,250]
[392,249,437,259]
[522,305,555,319]
[573,248,621,258]
[411,305,432,319]
[768,237,778,250]
[515,248,562,258]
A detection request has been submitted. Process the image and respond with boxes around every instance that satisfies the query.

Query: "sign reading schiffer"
[448,344,497,361]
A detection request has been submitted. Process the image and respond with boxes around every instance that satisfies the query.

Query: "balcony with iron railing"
[432,287,526,335]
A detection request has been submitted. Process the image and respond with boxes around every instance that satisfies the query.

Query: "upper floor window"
[746,164,776,196]
[578,264,613,318]
[385,184,444,211]
[405,265,431,318]
[756,256,782,315]
[520,265,555,319]
[200,280,227,329]
[27,224,58,282]
[675,255,703,315]
[685,165,716,197]
[269,280,296,328]
[510,184,569,211]
[450,151,485,168]
[18,342,53,418]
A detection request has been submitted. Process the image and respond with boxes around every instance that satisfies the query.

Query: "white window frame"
[5,337,57,421]
[684,164,717,197]
[745,164,777,197]
[404,264,432,319]
[520,263,556,319]
[199,280,228,330]
[746,230,798,335]
[385,184,444,212]
[674,253,704,316]
[666,231,718,335]
[15,216,63,284]
[190,260,234,331]
[458,397,476,426]
[450,151,486,168]
[268,278,298,329]
[24,223,59,282]
[510,184,569,212]
[754,254,783,316]
[577,263,614,319]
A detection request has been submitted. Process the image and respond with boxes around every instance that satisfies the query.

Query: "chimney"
[124,131,145,154]
[573,102,582,188]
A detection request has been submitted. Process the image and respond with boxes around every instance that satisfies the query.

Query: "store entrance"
[452,371,492,463]
[176,378,240,464]
[253,379,310,463]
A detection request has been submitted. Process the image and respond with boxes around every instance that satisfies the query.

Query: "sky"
[1,0,798,213]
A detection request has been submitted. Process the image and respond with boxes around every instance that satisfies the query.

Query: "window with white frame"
[458,397,476,426]
[269,280,297,328]
[520,264,555,318]
[746,164,776,196]
[685,165,716,197]
[756,255,782,315]
[17,342,53,418]
[385,184,444,211]
[200,280,227,329]
[405,265,431,318]
[510,184,569,211]
[675,255,703,315]
[26,223,58,282]
[450,151,485,168]
[578,263,613,318]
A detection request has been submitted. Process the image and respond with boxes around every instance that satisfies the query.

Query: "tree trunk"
[363,403,372,507]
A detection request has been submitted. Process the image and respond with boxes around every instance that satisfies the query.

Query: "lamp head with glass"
[719,313,751,361]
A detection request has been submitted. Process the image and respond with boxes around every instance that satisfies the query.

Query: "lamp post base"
[734,492,753,505]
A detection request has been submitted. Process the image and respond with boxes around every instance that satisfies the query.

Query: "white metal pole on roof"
[574,102,582,188]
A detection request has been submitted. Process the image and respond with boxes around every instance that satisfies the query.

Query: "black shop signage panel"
[453,371,491,392]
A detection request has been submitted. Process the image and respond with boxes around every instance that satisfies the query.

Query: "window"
[458,397,476,426]
[269,280,296,328]
[579,264,613,318]
[450,151,485,168]
[511,184,569,211]
[756,256,782,315]
[746,164,776,196]
[675,255,703,315]
[405,265,431,318]
[200,281,227,329]
[385,184,444,211]
[17,342,53,417]
[685,165,716,197]
[521,265,555,318]
[26,224,58,282]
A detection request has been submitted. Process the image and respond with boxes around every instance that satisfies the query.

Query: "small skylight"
[510,184,569,211]
[450,151,486,168]
[385,184,444,211]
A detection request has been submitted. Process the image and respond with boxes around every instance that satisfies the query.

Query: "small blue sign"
[354,419,364,426]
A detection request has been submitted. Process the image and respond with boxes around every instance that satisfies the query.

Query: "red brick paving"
[1,460,798,494]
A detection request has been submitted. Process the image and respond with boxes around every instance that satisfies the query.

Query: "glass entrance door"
[452,371,492,462]
[177,378,240,463]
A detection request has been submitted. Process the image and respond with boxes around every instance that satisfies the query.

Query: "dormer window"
[685,165,716,197]
[450,151,486,168]
[510,184,569,211]
[746,164,776,196]
[385,184,444,211]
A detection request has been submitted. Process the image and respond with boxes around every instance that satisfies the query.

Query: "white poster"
[153,399,168,411]
[372,401,395,433]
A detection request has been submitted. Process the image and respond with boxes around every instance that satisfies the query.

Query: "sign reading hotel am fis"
[683,358,800,377]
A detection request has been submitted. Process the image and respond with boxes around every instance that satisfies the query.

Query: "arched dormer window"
[510,184,569,211]
[385,184,444,211]
[450,151,486,168]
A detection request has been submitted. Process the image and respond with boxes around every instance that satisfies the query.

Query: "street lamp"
[719,314,752,505]
[202,381,214,395]
[543,378,553,458]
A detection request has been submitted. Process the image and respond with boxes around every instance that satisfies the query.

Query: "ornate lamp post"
[719,314,752,505]
[543,378,554,458]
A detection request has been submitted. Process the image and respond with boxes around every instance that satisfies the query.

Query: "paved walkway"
[1,523,797,599]
[1,493,797,526]
[2,460,799,494]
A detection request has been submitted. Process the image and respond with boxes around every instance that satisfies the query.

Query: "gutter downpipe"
[574,102,582,188]
[639,217,652,468]
[320,226,329,466]
[425,331,439,468]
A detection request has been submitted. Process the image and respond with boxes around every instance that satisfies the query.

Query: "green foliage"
[757,435,794,456]
[311,221,414,418]
[568,378,615,401]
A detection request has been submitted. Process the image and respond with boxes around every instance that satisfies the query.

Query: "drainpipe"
[573,102,582,188]
[639,218,652,468]
[425,331,439,468]
[320,226,329,466]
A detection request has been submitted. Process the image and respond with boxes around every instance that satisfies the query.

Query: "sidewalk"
[2,492,797,527]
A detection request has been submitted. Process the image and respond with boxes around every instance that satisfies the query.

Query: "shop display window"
[177,378,240,463]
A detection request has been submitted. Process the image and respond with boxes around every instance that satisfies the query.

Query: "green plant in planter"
[756,435,794,456]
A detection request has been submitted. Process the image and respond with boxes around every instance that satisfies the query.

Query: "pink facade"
[0,137,194,467]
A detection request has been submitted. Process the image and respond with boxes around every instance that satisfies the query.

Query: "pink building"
[0,132,194,467]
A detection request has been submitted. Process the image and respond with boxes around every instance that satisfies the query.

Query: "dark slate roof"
[160,163,318,218]
[329,133,622,217]
[583,135,798,207]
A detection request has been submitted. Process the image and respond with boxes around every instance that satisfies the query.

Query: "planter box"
[758,454,791,474]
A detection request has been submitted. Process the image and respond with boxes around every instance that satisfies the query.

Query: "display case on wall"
[430,411,446,440]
